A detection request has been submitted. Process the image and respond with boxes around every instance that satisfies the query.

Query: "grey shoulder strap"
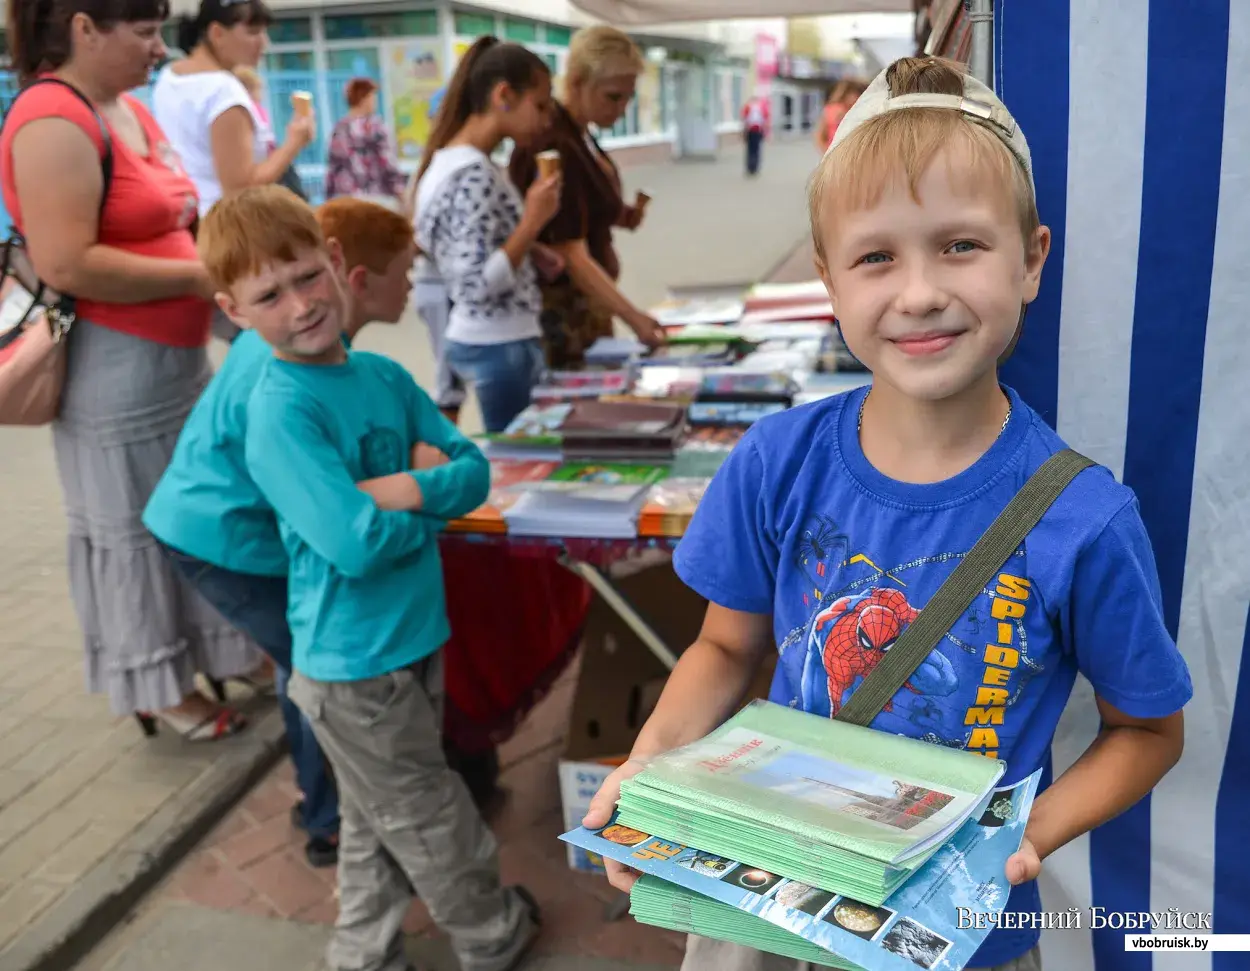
[833,449,1096,727]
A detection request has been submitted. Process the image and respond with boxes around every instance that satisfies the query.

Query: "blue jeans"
[445,336,544,433]
[163,545,340,839]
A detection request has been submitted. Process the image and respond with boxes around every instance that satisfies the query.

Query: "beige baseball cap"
[828,61,1035,199]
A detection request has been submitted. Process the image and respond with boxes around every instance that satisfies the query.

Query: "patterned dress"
[325,113,405,201]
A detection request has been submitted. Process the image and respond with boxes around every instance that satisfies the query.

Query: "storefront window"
[454,11,496,37]
[503,18,539,43]
[546,26,572,47]
[268,17,312,44]
[325,10,438,40]
[264,51,315,71]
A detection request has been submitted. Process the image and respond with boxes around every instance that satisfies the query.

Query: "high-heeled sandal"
[134,706,248,741]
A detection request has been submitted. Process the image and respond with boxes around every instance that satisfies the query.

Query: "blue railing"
[0,65,388,234]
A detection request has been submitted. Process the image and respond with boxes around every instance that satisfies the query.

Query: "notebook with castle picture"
[615,700,1004,904]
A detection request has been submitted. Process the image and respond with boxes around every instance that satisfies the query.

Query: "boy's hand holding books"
[582,757,648,893]
[1005,835,1041,885]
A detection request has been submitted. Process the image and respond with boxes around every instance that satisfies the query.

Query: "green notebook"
[631,876,862,969]
[617,701,1004,906]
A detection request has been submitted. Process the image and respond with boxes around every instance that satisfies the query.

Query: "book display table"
[438,283,867,775]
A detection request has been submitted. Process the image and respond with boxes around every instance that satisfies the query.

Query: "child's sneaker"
[503,886,543,971]
[305,833,338,868]
[292,802,339,868]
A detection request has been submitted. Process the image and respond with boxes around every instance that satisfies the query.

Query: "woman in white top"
[153,0,312,218]
[415,36,561,433]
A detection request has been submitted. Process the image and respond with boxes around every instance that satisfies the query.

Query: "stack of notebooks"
[559,400,687,462]
[671,426,742,477]
[688,368,795,428]
[740,280,835,325]
[480,399,686,464]
[585,337,647,368]
[614,703,1002,905]
[531,369,633,401]
[630,879,858,969]
[500,462,669,539]
[562,701,1035,971]
[637,342,738,368]
[651,295,745,328]
[637,477,712,538]
[479,403,569,461]
[445,459,557,534]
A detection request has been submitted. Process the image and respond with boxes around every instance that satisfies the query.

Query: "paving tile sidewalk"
[0,138,821,971]
[80,661,689,970]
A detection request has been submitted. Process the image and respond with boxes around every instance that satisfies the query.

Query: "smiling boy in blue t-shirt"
[584,57,1192,971]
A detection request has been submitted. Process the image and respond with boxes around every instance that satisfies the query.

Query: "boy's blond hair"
[198,185,324,292]
[315,197,414,275]
[808,57,1039,264]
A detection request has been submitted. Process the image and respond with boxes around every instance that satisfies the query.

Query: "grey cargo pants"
[289,653,535,971]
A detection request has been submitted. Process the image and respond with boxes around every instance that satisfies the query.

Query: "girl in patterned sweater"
[415,37,562,432]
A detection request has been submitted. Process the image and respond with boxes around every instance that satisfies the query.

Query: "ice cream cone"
[536,150,561,179]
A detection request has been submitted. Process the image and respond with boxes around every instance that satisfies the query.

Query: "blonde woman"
[508,25,663,369]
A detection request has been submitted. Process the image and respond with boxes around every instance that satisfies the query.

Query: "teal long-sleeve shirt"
[244,348,490,681]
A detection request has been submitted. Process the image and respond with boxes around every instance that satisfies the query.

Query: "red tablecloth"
[438,537,590,754]
[439,533,681,753]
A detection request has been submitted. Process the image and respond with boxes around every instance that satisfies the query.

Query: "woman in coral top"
[0,0,261,739]
[814,78,866,154]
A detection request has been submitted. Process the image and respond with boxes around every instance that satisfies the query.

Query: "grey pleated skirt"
[52,321,264,715]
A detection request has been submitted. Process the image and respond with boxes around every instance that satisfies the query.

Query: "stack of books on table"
[688,368,795,427]
[562,701,1040,971]
[480,397,686,464]
[445,459,558,534]
[637,477,712,538]
[500,462,669,539]
[651,295,745,328]
[559,399,687,463]
[585,338,647,368]
[740,280,834,325]
[530,369,634,402]
[670,426,742,477]
[479,403,569,461]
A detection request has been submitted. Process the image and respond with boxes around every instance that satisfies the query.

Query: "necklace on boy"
[857,396,1013,435]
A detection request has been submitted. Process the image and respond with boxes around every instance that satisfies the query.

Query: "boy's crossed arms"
[245,361,487,578]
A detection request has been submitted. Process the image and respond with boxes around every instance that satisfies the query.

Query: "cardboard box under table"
[558,556,776,874]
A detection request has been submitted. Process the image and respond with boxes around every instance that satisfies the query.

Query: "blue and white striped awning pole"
[994,3,1249,970]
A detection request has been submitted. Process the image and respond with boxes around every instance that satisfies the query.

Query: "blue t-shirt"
[673,383,1192,966]
[244,349,490,681]
[143,331,289,576]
